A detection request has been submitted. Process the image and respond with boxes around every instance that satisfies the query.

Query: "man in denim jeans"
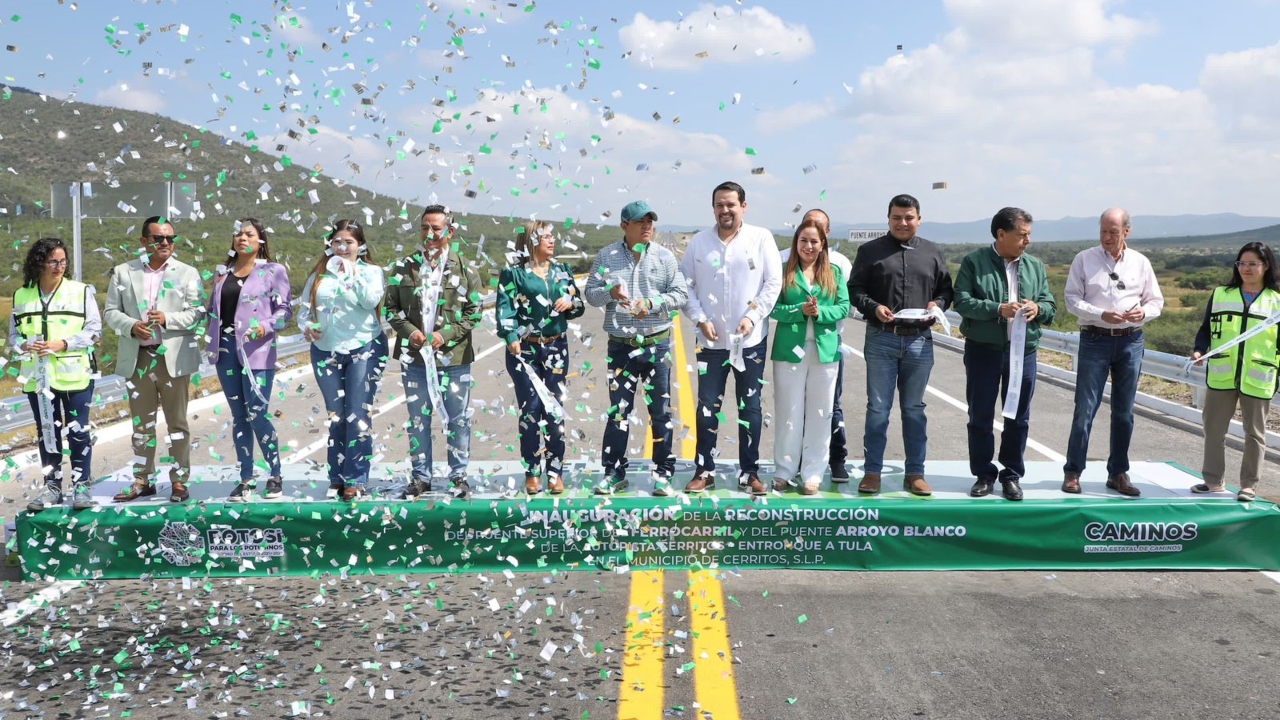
[849,194,953,496]
[386,205,481,499]
[681,181,783,495]
[1062,208,1163,497]
[584,200,689,496]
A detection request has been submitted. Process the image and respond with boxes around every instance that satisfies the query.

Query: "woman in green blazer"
[769,219,851,495]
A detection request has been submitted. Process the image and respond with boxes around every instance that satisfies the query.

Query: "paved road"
[2,305,1279,720]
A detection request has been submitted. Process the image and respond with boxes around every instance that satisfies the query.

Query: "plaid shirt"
[583,240,688,339]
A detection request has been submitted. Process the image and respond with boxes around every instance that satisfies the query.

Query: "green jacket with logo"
[953,245,1056,350]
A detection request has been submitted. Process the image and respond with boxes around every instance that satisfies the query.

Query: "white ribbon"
[1184,310,1280,373]
[516,354,565,421]
[1002,314,1028,419]
[419,257,448,425]
[728,332,746,372]
[892,307,952,336]
[238,334,272,408]
[33,335,57,455]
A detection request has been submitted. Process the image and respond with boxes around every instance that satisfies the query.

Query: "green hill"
[0,85,621,285]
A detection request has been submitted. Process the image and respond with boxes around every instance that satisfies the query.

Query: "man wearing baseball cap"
[584,200,689,496]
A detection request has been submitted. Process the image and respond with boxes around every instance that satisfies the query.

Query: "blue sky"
[2,0,1279,230]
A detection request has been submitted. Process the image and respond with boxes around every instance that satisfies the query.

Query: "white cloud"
[792,0,1280,223]
[619,5,815,71]
[943,0,1155,54]
[1200,40,1280,136]
[281,85,753,226]
[95,82,166,113]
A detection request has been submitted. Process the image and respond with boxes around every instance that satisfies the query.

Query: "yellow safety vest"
[1205,286,1280,399]
[13,279,96,393]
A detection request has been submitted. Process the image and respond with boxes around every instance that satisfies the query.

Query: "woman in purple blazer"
[205,218,293,502]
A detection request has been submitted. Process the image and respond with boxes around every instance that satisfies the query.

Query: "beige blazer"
[103,257,206,379]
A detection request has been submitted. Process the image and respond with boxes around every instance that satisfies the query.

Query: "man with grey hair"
[1062,208,1164,497]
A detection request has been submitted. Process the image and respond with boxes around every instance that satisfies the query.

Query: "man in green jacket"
[386,204,482,499]
[953,207,1056,501]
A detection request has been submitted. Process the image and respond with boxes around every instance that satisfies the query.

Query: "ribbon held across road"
[1002,313,1028,419]
[1183,311,1280,373]
[33,335,57,455]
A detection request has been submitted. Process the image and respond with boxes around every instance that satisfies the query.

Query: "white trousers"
[772,337,839,487]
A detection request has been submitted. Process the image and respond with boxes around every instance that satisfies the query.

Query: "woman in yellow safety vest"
[1190,241,1280,502]
[8,238,102,512]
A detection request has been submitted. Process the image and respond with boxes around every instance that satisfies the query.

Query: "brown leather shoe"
[858,473,881,494]
[113,482,156,503]
[743,473,766,496]
[685,472,715,493]
[547,474,565,495]
[904,475,932,497]
[1062,473,1082,494]
[1106,472,1140,497]
[772,477,791,492]
[169,481,190,503]
[524,474,542,494]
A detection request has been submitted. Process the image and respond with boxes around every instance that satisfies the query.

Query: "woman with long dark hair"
[1190,242,1280,501]
[768,219,850,496]
[204,218,293,502]
[297,219,387,501]
[9,238,102,511]
[497,220,584,494]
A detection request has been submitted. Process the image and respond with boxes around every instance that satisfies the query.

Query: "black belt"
[1081,325,1141,337]
[610,328,671,348]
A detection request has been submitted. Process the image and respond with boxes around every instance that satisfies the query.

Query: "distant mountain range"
[660,214,1280,245]
[831,214,1280,244]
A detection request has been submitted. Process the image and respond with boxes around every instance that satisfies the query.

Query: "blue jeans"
[862,326,934,475]
[829,355,847,465]
[1065,331,1144,477]
[602,339,674,478]
[964,340,1037,482]
[506,338,568,478]
[694,338,767,475]
[402,358,471,483]
[216,343,281,481]
[26,381,94,489]
[310,335,387,487]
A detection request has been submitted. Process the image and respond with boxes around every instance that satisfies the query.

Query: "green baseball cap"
[621,200,658,223]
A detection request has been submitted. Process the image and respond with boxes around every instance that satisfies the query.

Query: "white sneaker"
[651,473,672,497]
[72,485,95,510]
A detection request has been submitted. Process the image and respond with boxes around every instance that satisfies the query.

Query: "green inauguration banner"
[16,493,1280,580]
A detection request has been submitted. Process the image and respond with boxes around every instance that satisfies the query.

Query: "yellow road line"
[689,569,741,720]
[670,316,697,460]
[618,570,666,719]
[643,315,696,460]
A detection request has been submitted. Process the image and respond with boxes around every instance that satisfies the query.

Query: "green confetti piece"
[745,147,757,155]
[797,614,807,624]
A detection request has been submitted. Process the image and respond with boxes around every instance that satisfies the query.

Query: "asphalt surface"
[2,304,1279,720]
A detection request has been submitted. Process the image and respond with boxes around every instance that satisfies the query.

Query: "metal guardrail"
[933,310,1280,450]
[1,290,504,435]
[0,334,312,434]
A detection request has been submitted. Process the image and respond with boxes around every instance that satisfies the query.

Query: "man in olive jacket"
[953,207,1056,502]
[385,204,482,499]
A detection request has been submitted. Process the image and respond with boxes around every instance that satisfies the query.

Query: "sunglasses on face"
[147,234,176,245]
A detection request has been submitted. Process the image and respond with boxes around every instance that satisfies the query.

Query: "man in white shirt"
[1062,208,1164,497]
[681,181,783,494]
[778,208,854,480]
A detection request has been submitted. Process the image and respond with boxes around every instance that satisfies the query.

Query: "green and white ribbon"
[33,335,57,455]
[1184,310,1280,373]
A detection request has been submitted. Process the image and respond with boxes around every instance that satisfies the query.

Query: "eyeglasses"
[1108,271,1126,291]
[147,234,176,245]
[44,259,69,268]
[1236,261,1266,269]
